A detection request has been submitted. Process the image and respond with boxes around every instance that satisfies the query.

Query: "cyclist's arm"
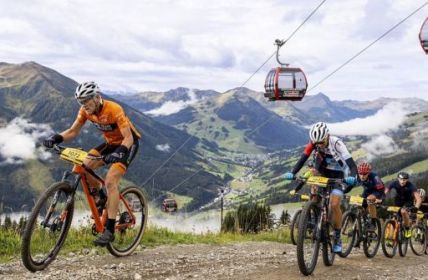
[385,182,393,195]
[413,188,422,209]
[60,119,84,141]
[113,103,135,149]
[119,126,134,149]
[334,139,358,176]
[291,143,313,175]
[374,175,385,190]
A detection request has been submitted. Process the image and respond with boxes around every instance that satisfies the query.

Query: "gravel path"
[1,242,427,280]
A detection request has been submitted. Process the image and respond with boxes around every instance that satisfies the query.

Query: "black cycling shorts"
[89,139,139,172]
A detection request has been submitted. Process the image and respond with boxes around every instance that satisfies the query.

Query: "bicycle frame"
[302,176,344,243]
[56,145,137,233]
[349,198,381,242]
[385,207,404,245]
[313,184,332,241]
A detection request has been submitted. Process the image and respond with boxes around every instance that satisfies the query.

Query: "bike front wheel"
[381,219,398,258]
[290,209,302,246]
[321,222,335,266]
[398,227,408,257]
[363,218,381,258]
[21,181,74,272]
[107,186,148,257]
[296,201,321,276]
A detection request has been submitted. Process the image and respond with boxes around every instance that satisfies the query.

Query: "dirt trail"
[1,242,427,280]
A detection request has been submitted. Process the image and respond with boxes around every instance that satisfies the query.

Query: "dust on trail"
[1,242,427,280]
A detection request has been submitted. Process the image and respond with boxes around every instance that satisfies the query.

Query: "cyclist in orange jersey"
[43,81,141,246]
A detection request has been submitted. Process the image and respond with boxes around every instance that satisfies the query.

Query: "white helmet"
[309,122,329,143]
[75,81,100,102]
[418,188,426,198]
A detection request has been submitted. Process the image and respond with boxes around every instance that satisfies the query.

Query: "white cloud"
[361,135,401,160]
[146,88,198,116]
[148,207,220,233]
[155,144,171,153]
[0,0,427,100]
[326,102,410,136]
[0,118,53,164]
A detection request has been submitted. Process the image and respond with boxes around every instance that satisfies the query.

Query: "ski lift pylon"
[264,39,308,101]
[419,17,428,54]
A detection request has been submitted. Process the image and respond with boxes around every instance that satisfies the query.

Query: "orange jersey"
[76,100,141,145]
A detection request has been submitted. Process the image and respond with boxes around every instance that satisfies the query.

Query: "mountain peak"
[311,92,331,101]
[0,61,77,95]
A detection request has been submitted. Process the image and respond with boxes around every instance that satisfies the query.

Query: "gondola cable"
[308,0,428,92]
[161,1,428,212]
[142,1,328,203]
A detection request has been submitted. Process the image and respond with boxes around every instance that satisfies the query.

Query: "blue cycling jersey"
[357,172,385,199]
[387,180,417,207]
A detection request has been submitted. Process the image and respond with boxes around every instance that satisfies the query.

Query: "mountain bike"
[409,211,427,256]
[290,194,310,245]
[295,175,347,276]
[339,196,382,258]
[21,145,148,272]
[381,206,409,258]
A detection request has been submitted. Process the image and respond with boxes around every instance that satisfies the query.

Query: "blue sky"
[0,0,427,100]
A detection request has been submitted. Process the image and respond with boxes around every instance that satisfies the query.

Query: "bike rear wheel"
[290,209,302,246]
[363,218,381,258]
[338,210,357,258]
[381,219,398,258]
[21,182,74,272]
[296,201,321,276]
[107,186,148,257]
[409,223,427,256]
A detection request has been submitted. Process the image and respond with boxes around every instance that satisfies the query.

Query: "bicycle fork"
[41,172,76,229]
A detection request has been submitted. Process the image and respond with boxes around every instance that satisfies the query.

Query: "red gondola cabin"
[162,198,178,213]
[264,66,308,101]
[419,17,428,54]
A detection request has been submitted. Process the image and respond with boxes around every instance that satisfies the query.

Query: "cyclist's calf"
[366,195,378,219]
[105,166,124,220]
[400,208,411,228]
[330,194,342,229]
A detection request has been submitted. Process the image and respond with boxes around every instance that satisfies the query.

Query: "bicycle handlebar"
[51,144,105,162]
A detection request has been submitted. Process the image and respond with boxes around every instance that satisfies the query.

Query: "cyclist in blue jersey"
[356,162,385,219]
[385,172,422,238]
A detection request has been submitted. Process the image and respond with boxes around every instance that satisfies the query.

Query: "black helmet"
[397,171,409,180]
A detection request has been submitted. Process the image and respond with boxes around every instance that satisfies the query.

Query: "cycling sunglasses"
[77,97,93,106]
[314,138,328,145]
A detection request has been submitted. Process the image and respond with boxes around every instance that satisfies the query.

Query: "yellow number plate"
[60,148,88,165]
[387,206,401,213]
[300,194,310,201]
[307,176,329,186]
[350,196,364,205]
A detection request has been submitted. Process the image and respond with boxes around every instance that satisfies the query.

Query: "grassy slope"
[175,93,263,154]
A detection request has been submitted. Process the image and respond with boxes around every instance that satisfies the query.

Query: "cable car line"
[240,0,328,89]
[141,1,328,203]
[140,135,195,189]
[308,0,428,93]
[150,167,204,203]
[198,1,428,218]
